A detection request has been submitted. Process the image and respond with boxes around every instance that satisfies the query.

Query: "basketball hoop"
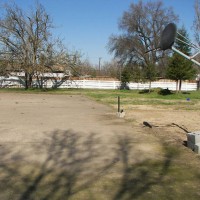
[146,23,200,66]
[160,23,177,50]
[160,23,200,66]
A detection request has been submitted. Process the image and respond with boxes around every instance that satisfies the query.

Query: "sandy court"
[0,93,161,167]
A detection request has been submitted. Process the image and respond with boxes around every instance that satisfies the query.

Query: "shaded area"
[0,130,200,199]
[0,130,119,200]
[113,136,200,200]
[138,89,151,94]
[113,136,175,200]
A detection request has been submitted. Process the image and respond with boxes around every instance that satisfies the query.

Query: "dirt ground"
[125,104,200,143]
[0,93,200,199]
[0,93,161,164]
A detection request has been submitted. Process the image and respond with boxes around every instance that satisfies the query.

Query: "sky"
[0,0,196,66]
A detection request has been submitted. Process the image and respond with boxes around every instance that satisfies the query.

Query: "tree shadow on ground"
[0,130,197,199]
[138,89,151,94]
[0,129,120,200]
[113,135,180,200]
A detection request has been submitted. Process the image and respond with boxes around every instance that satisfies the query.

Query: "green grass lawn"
[2,87,199,110]
[1,87,200,99]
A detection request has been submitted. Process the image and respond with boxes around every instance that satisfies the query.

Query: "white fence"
[56,80,120,89]
[0,76,198,91]
[45,80,197,91]
[128,81,197,91]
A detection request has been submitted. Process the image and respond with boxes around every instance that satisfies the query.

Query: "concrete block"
[187,131,200,144]
[116,112,125,118]
[194,143,200,154]
[187,140,195,150]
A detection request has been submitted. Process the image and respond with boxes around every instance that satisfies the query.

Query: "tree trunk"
[148,81,151,93]
[197,79,200,90]
[28,75,32,88]
[176,80,179,93]
[36,75,44,89]
[25,72,33,89]
[40,77,43,89]
[25,72,29,90]
[179,79,182,92]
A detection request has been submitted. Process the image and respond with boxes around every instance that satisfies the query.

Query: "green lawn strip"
[1,88,200,108]
[1,88,200,110]
[82,90,200,110]
[1,88,200,99]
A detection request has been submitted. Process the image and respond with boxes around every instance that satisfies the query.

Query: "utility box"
[194,143,200,154]
[187,131,200,154]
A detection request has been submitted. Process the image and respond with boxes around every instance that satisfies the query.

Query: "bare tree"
[108,0,178,90]
[63,52,96,78]
[194,0,200,46]
[48,50,80,89]
[0,2,56,89]
[101,59,122,79]
[76,59,96,78]
[0,2,96,89]
[34,38,69,89]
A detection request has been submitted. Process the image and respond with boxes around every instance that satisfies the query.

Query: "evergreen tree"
[143,63,157,92]
[120,65,133,89]
[166,26,197,92]
[120,63,144,89]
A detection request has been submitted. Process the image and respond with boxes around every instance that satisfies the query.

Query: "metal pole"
[118,96,120,113]
[119,64,122,82]
[172,46,200,67]
[99,57,102,74]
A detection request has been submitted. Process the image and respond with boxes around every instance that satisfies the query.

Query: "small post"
[116,96,125,118]
[118,96,120,113]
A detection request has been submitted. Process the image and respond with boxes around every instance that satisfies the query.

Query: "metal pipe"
[118,96,120,113]
[172,46,200,67]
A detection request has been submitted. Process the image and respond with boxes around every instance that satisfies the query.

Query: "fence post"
[98,80,100,89]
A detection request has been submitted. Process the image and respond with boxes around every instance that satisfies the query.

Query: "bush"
[120,82,130,90]
[158,88,172,95]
